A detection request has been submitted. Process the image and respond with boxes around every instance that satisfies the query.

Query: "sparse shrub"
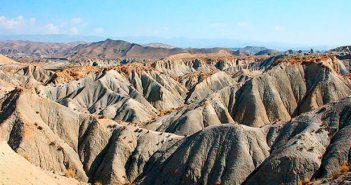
[298,177,311,185]
[92,61,99,66]
[94,181,102,185]
[340,161,350,174]
[23,124,31,138]
[49,141,55,146]
[23,154,31,162]
[332,171,341,179]
[64,168,75,178]
[332,161,351,179]
[37,126,43,130]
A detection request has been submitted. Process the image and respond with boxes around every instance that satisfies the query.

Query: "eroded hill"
[1,53,351,185]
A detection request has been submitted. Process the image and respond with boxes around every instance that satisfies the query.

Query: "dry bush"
[64,168,75,178]
[159,108,179,117]
[23,154,31,162]
[298,177,311,185]
[275,55,331,66]
[54,66,102,83]
[332,172,341,179]
[340,161,350,174]
[94,181,102,185]
[332,161,351,179]
[22,124,31,138]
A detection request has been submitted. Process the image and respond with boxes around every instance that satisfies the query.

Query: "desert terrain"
[0,39,351,184]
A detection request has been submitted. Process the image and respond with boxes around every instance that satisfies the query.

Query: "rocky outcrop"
[138,124,272,185]
[92,126,183,184]
[232,57,351,127]
[0,54,17,64]
[0,91,90,181]
[245,96,351,185]
[40,69,159,123]
[0,142,85,185]
[144,86,237,136]
[185,71,236,104]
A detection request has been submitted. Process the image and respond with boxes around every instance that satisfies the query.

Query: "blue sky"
[0,0,350,48]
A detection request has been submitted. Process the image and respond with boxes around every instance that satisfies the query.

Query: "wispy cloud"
[71,17,82,25]
[0,16,25,29]
[44,23,59,34]
[274,25,284,32]
[0,15,90,35]
[210,23,228,28]
[237,21,250,27]
[94,27,104,34]
[68,27,79,35]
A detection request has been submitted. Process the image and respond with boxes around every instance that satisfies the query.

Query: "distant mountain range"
[0,34,334,51]
[0,39,279,60]
[1,38,348,61]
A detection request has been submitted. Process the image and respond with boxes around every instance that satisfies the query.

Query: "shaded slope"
[0,142,84,185]
[144,86,238,136]
[233,56,351,127]
[244,96,351,185]
[138,124,273,185]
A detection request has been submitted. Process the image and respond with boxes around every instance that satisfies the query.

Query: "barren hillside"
[1,51,351,184]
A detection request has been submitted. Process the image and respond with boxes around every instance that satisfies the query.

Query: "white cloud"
[210,23,228,28]
[237,22,250,27]
[0,16,25,29]
[45,23,59,34]
[71,17,82,25]
[29,18,36,25]
[274,25,284,32]
[210,22,250,30]
[0,15,88,36]
[68,27,79,35]
[93,27,104,34]
[153,30,160,35]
